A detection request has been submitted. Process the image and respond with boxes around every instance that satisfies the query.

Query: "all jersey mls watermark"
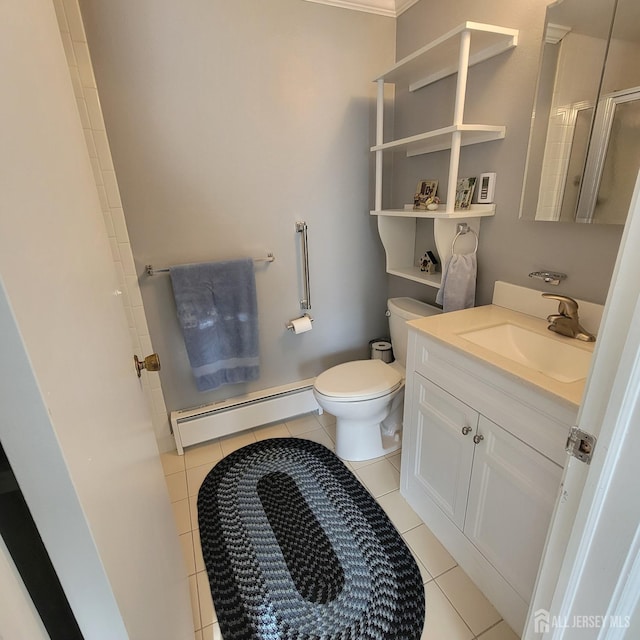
[534,609,631,633]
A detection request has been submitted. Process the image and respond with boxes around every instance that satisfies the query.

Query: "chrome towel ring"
[451,223,478,254]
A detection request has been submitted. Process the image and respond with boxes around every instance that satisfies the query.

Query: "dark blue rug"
[198,438,425,639]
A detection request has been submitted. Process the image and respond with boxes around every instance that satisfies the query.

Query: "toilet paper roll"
[289,315,313,334]
[371,341,392,362]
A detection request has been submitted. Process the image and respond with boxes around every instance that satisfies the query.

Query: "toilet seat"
[314,360,402,402]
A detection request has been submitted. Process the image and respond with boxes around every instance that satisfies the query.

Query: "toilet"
[313,297,442,461]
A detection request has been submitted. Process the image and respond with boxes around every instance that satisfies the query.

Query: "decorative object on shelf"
[426,196,441,211]
[419,250,439,274]
[413,180,438,210]
[454,177,477,210]
[477,172,496,204]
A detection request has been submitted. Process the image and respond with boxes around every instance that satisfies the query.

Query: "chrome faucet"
[542,294,596,342]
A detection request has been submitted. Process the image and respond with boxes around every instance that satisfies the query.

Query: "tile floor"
[161,412,521,640]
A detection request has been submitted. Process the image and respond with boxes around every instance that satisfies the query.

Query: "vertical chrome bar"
[296,221,311,310]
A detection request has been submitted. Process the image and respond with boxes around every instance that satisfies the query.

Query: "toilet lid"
[314,360,402,401]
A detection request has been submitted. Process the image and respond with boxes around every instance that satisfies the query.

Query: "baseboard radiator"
[170,378,320,455]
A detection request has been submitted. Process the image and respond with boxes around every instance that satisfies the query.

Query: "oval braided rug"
[197,438,425,639]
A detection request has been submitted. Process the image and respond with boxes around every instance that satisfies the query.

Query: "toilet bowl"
[313,298,442,461]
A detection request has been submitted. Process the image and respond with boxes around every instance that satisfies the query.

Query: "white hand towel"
[435,253,477,312]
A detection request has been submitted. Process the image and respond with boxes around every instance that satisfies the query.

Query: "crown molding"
[395,0,421,16]
[302,0,421,18]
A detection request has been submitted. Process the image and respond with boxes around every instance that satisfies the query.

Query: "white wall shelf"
[372,22,517,285]
[376,216,483,290]
[370,204,496,218]
[387,266,443,287]
[371,124,506,157]
[374,21,518,92]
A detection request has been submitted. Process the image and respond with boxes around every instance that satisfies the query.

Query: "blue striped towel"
[170,258,260,391]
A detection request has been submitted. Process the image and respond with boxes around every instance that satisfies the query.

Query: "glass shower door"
[577,87,640,223]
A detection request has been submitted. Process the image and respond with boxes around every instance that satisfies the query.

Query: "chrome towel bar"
[145,253,275,276]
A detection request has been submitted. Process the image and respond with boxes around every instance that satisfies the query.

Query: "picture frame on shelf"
[413,180,438,210]
[455,177,477,209]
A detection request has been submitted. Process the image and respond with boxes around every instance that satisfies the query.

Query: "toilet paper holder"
[286,313,314,331]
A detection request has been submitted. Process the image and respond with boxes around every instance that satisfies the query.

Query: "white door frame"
[524,173,640,638]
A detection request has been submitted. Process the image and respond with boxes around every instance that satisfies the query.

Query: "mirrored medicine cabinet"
[520,0,640,224]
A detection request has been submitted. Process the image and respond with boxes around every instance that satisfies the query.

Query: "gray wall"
[390,0,624,308]
[79,0,395,411]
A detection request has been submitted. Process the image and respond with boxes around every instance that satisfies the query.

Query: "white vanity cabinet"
[401,327,576,634]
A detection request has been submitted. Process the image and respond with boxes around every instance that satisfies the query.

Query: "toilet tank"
[388,297,441,366]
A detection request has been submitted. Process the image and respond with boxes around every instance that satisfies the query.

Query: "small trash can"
[369,338,393,363]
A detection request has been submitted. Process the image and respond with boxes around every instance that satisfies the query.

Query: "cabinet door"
[465,416,562,603]
[410,375,478,530]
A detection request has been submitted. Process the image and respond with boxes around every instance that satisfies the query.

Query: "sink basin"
[458,323,592,383]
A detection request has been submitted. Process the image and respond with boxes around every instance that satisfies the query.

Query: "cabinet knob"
[461,426,472,436]
[473,434,485,445]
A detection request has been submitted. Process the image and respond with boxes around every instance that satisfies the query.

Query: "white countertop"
[407,304,595,408]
